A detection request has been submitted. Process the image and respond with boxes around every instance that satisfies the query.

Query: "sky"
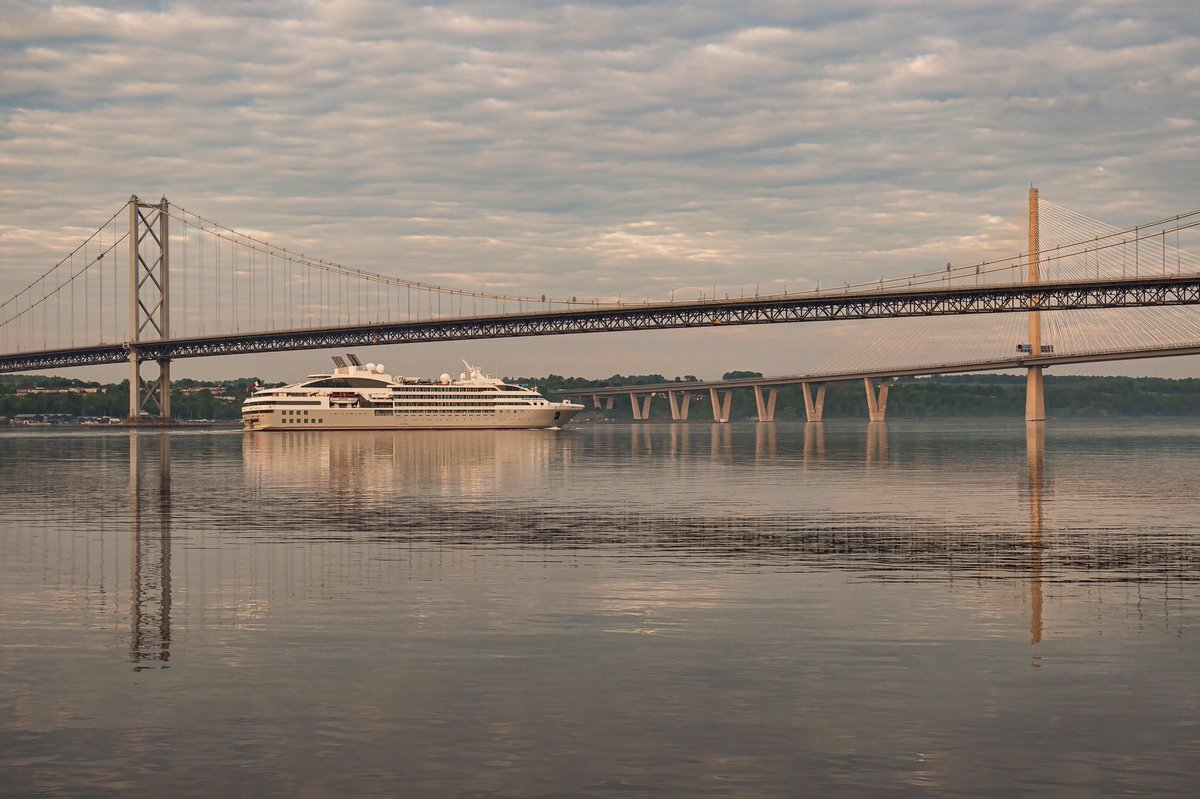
[2,0,1199,382]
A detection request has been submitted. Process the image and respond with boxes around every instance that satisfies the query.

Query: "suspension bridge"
[2,190,1199,423]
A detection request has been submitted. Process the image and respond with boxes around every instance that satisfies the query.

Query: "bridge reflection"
[1027,422,1045,646]
[129,433,172,669]
[6,423,1189,671]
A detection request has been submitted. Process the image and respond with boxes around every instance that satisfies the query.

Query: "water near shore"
[2,420,1198,797]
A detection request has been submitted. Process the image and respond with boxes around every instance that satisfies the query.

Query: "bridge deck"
[558,342,1200,398]
[4,273,1200,373]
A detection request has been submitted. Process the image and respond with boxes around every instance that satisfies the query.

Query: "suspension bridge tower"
[1026,187,1045,422]
[126,195,173,425]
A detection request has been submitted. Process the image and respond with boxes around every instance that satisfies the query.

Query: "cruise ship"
[242,354,584,431]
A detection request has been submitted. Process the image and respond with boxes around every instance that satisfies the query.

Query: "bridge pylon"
[1026,187,1045,422]
[125,195,173,425]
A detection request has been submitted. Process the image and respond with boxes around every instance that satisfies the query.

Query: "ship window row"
[373,409,527,416]
[247,399,321,406]
[390,392,529,398]
[383,400,535,406]
[280,417,324,424]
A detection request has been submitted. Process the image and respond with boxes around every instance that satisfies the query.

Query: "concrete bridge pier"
[667,390,693,421]
[709,388,733,423]
[592,394,615,410]
[754,386,778,422]
[1026,367,1045,422]
[864,378,891,422]
[802,383,826,422]
[629,392,653,420]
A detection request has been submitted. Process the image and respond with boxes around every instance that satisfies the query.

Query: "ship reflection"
[243,429,562,501]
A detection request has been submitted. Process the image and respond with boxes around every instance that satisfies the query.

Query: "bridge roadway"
[557,342,1200,423]
[3,273,1200,373]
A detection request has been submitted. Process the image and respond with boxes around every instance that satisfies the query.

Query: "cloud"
[1,0,1198,379]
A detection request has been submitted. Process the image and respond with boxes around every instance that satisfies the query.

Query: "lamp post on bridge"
[126,195,173,425]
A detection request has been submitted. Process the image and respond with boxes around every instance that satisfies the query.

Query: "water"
[1,420,1198,797]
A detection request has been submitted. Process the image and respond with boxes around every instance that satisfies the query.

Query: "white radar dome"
[375,364,385,374]
[365,363,376,372]
[439,373,451,383]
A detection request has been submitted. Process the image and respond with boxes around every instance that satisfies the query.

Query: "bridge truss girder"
[2,274,1200,374]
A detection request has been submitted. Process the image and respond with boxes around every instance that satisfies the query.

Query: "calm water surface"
[1,420,1199,797]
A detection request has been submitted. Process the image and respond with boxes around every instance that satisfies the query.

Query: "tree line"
[0,376,263,420]
[513,372,1200,420]
[4,371,1199,422]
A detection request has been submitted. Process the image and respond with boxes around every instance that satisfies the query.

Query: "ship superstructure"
[242,354,583,431]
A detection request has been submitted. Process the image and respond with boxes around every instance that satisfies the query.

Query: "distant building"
[16,386,100,395]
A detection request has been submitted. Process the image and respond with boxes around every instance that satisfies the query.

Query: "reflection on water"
[1,421,1199,797]
[129,434,172,668]
[1028,422,1045,646]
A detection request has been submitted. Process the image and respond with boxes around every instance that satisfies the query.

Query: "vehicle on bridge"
[241,354,583,431]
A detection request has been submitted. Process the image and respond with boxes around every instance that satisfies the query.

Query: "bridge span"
[560,341,1200,423]
[4,273,1200,375]
[3,190,1199,424]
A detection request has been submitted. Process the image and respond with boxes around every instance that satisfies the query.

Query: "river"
[1,420,1198,797]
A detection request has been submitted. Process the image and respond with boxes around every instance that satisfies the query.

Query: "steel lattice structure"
[3,274,1200,373]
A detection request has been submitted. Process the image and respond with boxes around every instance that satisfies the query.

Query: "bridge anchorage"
[125,195,174,425]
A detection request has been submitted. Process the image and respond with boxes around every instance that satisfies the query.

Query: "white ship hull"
[241,355,584,432]
[244,405,581,431]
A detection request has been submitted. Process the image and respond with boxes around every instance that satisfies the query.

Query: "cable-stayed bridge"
[2,191,1199,422]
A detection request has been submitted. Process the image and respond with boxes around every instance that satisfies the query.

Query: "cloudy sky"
[2,0,1198,381]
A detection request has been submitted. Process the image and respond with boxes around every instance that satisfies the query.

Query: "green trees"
[0,375,265,420]
[536,373,1200,421]
[4,371,1200,423]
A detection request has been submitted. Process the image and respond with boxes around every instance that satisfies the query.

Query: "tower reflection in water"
[129,433,172,669]
[1026,421,1045,646]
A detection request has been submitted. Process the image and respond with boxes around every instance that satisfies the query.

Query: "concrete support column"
[864,378,890,422]
[629,393,653,421]
[128,348,140,419]
[667,390,693,421]
[1026,366,1045,422]
[708,388,733,423]
[802,383,826,422]
[592,394,601,409]
[753,386,778,422]
[604,397,614,410]
[157,359,171,418]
